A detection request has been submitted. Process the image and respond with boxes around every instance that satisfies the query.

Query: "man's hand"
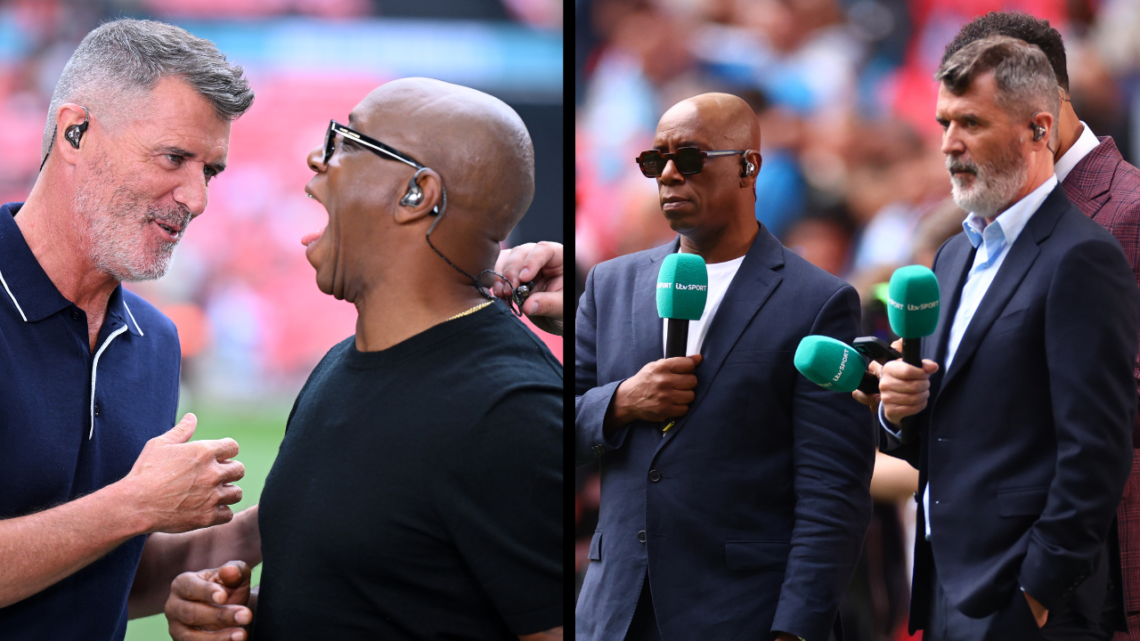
[1024,591,1049,628]
[879,359,940,425]
[165,561,254,641]
[604,355,702,433]
[493,241,563,336]
[120,414,245,534]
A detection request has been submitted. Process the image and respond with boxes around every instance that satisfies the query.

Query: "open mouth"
[301,227,326,247]
[153,219,182,241]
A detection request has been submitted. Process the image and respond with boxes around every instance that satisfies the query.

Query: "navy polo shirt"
[0,202,181,640]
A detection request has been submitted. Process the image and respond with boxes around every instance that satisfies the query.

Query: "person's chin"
[663,207,698,231]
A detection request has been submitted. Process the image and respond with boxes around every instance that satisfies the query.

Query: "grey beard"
[947,145,1027,219]
[73,181,187,282]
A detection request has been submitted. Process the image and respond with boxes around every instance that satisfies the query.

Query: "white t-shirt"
[661,253,746,357]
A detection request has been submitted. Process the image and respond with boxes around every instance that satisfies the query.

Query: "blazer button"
[637,530,647,543]
[648,469,661,482]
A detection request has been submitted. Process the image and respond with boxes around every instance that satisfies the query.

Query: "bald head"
[648,92,764,260]
[354,78,534,241]
[658,92,761,151]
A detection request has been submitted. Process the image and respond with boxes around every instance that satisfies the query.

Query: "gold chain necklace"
[447,300,493,321]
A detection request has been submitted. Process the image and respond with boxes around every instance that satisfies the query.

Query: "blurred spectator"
[783,205,857,275]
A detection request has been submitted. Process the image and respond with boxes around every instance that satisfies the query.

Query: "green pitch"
[125,403,289,641]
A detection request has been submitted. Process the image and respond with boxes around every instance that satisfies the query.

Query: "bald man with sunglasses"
[575,92,875,641]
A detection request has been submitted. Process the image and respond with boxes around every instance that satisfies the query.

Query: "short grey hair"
[935,35,1060,132]
[43,18,254,162]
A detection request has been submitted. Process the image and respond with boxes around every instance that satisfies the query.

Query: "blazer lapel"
[661,226,784,439]
[939,189,1065,390]
[631,237,681,369]
[928,235,975,368]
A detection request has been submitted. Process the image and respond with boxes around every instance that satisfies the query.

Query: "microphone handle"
[902,337,922,368]
[662,319,691,433]
[665,319,689,359]
[901,337,923,432]
[857,371,879,395]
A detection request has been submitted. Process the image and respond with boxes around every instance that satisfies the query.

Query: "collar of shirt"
[1053,121,1099,183]
[0,202,143,336]
[961,175,1058,269]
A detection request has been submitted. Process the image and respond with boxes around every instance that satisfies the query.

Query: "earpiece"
[1032,125,1045,142]
[745,161,756,176]
[400,168,428,207]
[65,106,90,149]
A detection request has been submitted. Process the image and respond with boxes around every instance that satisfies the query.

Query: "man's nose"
[307,146,327,173]
[659,158,684,185]
[941,124,965,156]
[173,172,208,217]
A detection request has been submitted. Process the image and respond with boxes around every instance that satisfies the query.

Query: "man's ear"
[1030,111,1055,149]
[393,168,443,225]
[740,149,762,189]
[48,104,92,167]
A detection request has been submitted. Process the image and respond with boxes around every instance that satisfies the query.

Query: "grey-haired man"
[0,19,260,640]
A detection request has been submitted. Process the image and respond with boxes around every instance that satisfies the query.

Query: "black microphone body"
[857,371,879,395]
[665,319,689,359]
[902,337,922,368]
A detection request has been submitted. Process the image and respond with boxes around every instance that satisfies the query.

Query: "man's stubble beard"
[947,137,1027,218]
[72,156,191,282]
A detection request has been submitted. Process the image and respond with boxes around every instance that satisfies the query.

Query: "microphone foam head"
[657,253,708,320]
[887,265,940,339]
[794,335,865,393]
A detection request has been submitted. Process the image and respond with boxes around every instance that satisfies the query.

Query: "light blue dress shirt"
[881,175,1059,540]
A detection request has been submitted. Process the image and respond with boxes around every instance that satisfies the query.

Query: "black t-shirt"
[254,302,563,640]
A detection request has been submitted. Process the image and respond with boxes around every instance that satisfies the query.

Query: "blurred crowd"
[0,0,563,405]
[574,0,1140,637]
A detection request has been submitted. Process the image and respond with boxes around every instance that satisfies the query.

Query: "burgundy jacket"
[1061,135,1140,637]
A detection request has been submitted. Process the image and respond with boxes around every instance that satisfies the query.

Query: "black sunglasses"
[635,147,747,177]
[323,119,444,214]
[323,120,426,170]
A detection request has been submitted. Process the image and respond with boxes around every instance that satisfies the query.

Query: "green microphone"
[794,335,879,394]
[887,265,940,368]
[657,253,708,359]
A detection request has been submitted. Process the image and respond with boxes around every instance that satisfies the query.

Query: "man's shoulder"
[300,335,355,386]
[1069,137,1140,201]
[120,289,177,343]
[589,240,675,281]
[778,243,853,298]
[471,305,562,383]
[1050,190,1125,245]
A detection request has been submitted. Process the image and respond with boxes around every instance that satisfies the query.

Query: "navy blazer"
[575,226,876,641]
[883,185,1140,631]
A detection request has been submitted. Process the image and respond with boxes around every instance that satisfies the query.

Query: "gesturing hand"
[121,414,245,534]
[165,561,254,641]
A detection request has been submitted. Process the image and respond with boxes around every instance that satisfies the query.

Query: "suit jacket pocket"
[998,487,1049,517]
[725,540,791,570]
[589,531,602,561]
